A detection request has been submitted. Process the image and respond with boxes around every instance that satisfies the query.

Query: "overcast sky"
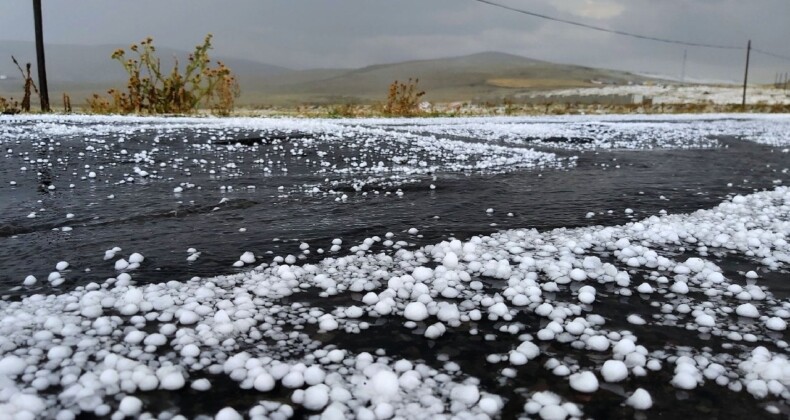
[1,0,789,82]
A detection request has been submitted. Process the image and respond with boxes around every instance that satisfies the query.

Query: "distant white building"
[0,74,7,80]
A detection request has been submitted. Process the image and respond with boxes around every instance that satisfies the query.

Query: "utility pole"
[33,0,50,112]
[681,49,687,83]
[741,40,750,108]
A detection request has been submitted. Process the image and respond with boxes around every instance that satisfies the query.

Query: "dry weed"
[88,34,240,115]
[382,78,425,117]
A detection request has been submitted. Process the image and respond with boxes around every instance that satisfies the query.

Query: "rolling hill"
[243,52,656,105]
[0,41,660,107]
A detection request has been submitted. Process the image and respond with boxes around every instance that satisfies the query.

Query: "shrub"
[503,98,517,115]
[11,56,38,113]
[62,93,72,113]
[87,34,240,115]
[0,96,21,114]
[327,103,361,118]
[0,56,39,114]
[382,78,425,117]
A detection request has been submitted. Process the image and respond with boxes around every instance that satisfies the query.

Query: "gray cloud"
[1,0,788,82]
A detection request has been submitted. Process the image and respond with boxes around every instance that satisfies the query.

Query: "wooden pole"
[681,49,687,83]
[33,0,50,112]
[741,40,750,108]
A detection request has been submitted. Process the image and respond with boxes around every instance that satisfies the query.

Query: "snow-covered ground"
[0,115,571,197]
[397,116,790,150]
[1,115,789,419]
[377,113,790,149]
[1,186,789,419]
[527,85,790,105]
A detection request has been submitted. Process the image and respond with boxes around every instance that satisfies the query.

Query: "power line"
[472,0,745,50]
[752,48,790,61]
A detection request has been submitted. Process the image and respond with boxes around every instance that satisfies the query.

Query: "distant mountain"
[0,40,290,83]
[243,51,658,105]
[0,42,662,106]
